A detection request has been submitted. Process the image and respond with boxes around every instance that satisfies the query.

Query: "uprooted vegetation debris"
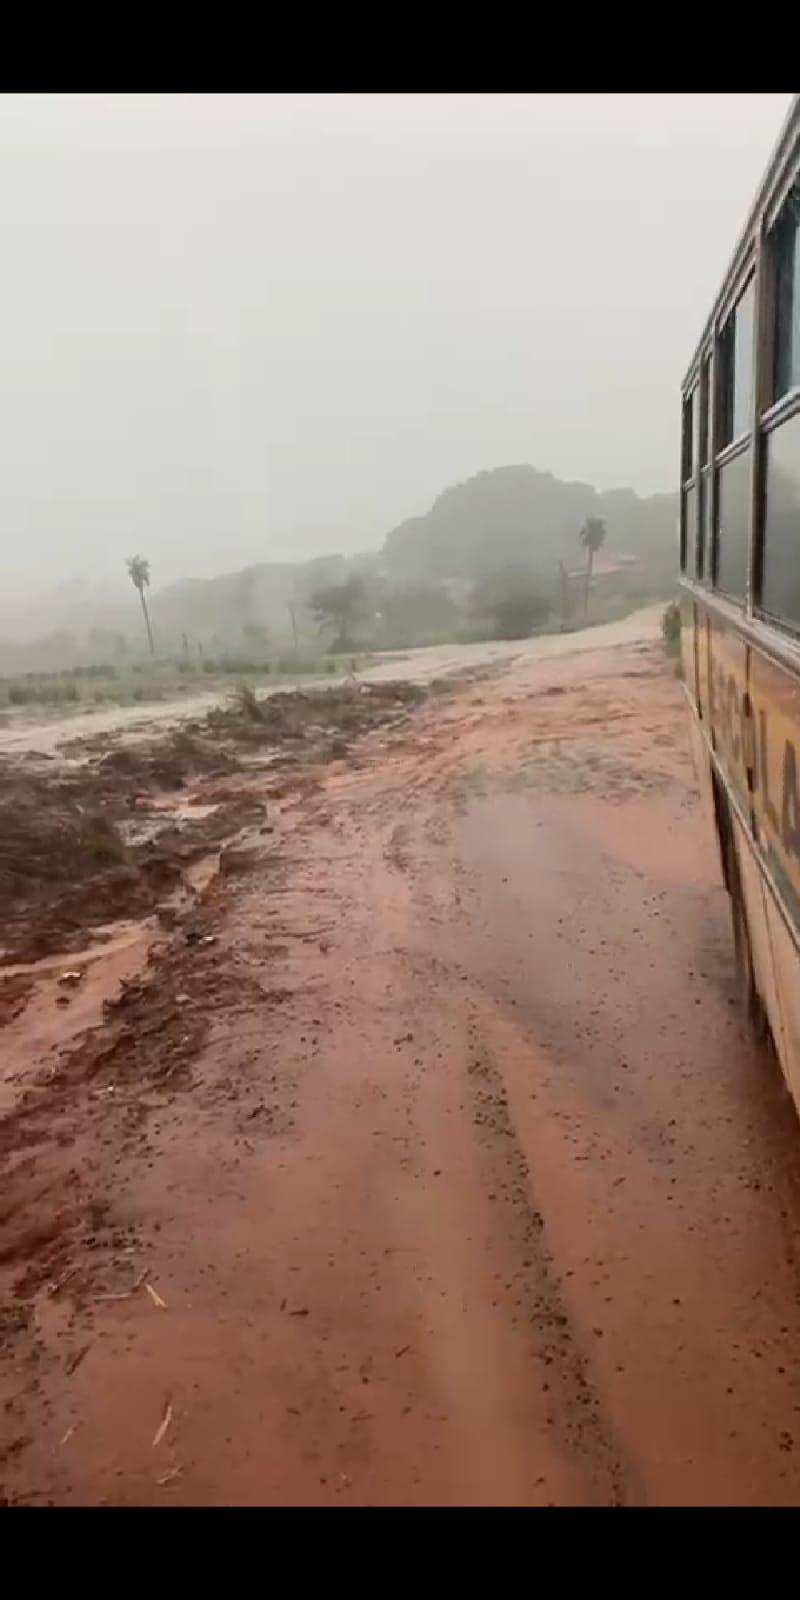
[0,679,425,964]
[0,676,430,1503]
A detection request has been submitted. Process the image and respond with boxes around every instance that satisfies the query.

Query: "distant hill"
[381,466,677,591]
[0,465,678,667]
[145,467,677,651]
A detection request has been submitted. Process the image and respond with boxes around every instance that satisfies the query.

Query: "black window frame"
[772,176,800,404]
[713,440,752,602]
[700,352,712,466]
[680,378,700,578]
[754,396,800,634]
[752,175,800,633]
[717,275,755,454]
[682,389,696,484]
[696,349,713,580]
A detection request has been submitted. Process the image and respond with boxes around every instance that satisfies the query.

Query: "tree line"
[125,520,607,656]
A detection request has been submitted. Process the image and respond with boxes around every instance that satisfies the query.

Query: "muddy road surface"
[3,630,800,1506]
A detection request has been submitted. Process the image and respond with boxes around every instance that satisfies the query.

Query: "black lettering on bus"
[741,692,755,782]
[781,739,800,858]
[760,709,780,832]
[727,676,741,762]
[714,663,728,750]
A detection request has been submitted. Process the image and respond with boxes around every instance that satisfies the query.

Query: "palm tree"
[126,555,154,655]
[579,518,606,611]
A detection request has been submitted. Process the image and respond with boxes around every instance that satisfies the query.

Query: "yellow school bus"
[680,93,800,1113]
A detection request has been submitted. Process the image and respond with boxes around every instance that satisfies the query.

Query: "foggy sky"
[0,92,792,594]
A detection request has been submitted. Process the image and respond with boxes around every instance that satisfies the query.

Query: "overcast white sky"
[0,92,792,593]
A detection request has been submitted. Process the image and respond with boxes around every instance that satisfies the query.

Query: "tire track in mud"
[459,1008,636,1506]
[377,643,800,1504]
[442,782,800,1503]
[390,757,637,1504]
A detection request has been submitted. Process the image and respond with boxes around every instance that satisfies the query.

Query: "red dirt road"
[4,636,800,1505]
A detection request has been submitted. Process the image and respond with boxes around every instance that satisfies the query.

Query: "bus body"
[680,94,800,1115]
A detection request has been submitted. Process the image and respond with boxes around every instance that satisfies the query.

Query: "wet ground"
[3,621,800,1506]
[0,606,662,758]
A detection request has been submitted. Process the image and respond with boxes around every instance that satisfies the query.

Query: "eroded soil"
[0,680,423,965]
[3,632,800,1506]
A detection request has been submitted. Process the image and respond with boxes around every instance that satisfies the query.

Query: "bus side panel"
[746,646,800,1110]
[685,703,719,860]
[707,616,751,817]
[700,607,714,729]
[680,593,698,706]
[762,889,800,1111]
[733,815,787,1069]
[748,647,800,933]
[702,619,789,1080]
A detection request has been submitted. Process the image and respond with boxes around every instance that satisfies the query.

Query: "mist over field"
[0,92,790,669]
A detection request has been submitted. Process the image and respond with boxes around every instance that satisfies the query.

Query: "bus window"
[681,382,699,575]
[718,279,755,448]
[760,410,800,625]
[700,352,712,465]
[694,353,713,580]
[682,388,696,482]
[698,470,712,579]
[774,179,800,401]
[715,447,750,599]
[683,484,698,578]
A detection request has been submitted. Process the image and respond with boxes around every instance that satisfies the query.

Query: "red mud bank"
[3,640,800,1506]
